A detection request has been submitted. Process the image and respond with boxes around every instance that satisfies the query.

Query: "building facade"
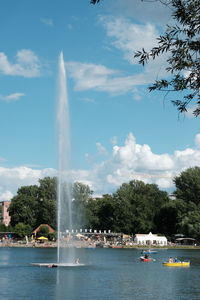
[0,201,11,226]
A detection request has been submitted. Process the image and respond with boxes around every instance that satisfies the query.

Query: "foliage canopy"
[6,167,200,240]
[135,0,200,116]
[9,177,57,229]
[173,166,200,205]
[91,0,200,116]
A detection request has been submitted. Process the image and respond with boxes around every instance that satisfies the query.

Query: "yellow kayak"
[163,261,190,267]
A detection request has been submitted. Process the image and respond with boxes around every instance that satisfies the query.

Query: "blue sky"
[0,0,199,200]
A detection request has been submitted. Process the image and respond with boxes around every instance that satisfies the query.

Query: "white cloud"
[0,166,56,201]
[0,93,25,102]
[96,142,108,156]
[67,61,159,96]
[1,134,200,199]
[0,191,13,201]
[68,133,200,195]
[109,0,172,26]
[99,15,170,77]
[67,61,118,90]
[195,134,200,148]
[0,50,41,77]
[40,18,54,27]
[99,16,159,63]
[110,136,118,145]
[65,15,174,97]
[112,133,174,170]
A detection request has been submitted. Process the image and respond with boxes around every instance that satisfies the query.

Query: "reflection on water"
[0,247,200,300]
[56,269,75,299]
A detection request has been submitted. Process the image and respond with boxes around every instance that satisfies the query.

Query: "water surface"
[0,247,199,300]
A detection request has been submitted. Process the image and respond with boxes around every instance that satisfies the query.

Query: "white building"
[134,232,167,246]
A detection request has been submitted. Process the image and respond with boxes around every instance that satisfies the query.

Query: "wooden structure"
[33,224,55,235]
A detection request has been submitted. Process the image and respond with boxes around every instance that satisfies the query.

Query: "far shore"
[0,241,199,250]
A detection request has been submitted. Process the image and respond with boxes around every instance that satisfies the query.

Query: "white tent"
[134,232,167,246]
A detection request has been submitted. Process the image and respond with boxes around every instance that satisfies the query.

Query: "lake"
[0,247,200,299]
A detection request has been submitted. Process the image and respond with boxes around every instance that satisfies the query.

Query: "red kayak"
[140,256,153,262]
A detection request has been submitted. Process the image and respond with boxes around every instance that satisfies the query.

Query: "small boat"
[142,249,158,255]
[162,261,190,267]
[140,256,154,262]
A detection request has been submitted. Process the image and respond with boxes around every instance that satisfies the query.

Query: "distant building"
[0,201,11,226]
[169,194,176,200]
[175,237,196,245]
[134,232,167,246]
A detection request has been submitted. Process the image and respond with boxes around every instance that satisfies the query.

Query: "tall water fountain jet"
[57,52,74,264]
[31,53,84,268]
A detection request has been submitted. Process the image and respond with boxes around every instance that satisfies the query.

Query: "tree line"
[3,166,200,240]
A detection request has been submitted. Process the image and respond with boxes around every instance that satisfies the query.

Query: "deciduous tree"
[113,180,169,234]
[173,166,200,205]
[14,222,32,238]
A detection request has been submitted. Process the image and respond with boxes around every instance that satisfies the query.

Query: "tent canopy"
[37,236,48,240]
[134,232,167,245]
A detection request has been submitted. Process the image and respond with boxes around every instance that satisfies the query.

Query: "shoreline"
[0,241,199,250]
